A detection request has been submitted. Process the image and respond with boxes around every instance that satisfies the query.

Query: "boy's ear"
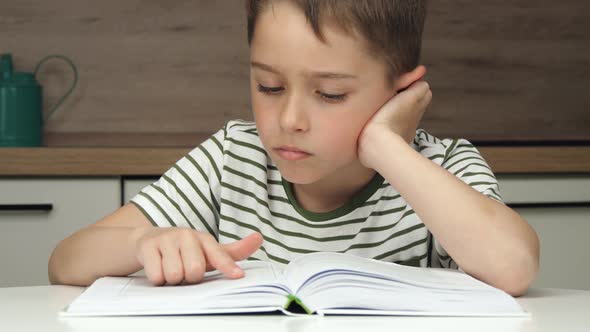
[394,65,427,92]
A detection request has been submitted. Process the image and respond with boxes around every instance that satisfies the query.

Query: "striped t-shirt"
[131,120,503,269]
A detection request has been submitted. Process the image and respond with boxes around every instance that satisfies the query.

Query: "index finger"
[197,233,244,279]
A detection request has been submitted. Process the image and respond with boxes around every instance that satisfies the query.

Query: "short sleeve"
[441,138,503,204]
[130,125,227,238]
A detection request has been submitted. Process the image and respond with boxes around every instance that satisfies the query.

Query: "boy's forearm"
[364,130,539,296]
[48,226,144,286]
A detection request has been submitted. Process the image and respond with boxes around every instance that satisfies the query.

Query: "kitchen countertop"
[0,146,589,176]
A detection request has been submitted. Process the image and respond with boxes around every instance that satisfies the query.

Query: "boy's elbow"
[503,221,540,297]
[500,249,540,297]
[47,241,91,286]
[48,256,95,287]
[48,269,62,286]
[502,275,534,297]
[48,244,66,285]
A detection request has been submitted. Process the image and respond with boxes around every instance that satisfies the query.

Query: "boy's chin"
[277,167,323,185]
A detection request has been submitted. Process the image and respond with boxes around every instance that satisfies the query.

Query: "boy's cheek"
[255,122,276,148]
[252,106,276,130]
[316,118,363,150]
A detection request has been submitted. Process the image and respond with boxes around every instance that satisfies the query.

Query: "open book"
[60,252,527,317]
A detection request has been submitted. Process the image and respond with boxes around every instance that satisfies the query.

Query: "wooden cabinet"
[0,178,120,287]
[2,175,587,290]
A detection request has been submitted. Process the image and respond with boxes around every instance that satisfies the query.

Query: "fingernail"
[232,267,243,277]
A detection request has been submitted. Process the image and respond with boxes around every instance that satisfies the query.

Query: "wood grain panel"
[1,147,589,176]
[1,0,252,143]
[421,0,590,142]
[1,0,588,146]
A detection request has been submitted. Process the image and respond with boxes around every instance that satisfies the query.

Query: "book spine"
[284,294,313,315]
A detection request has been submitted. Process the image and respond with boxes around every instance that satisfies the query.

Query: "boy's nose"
[279,93,310,133]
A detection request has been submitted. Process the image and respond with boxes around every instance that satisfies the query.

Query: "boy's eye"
[257,84,284,94]
[316,91,347,102]
[257,84,347,102]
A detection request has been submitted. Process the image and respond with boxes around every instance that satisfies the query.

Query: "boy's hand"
[358,80,432,169]
[130,227,263,286]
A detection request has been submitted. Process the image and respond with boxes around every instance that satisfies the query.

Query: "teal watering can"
[0,54,77,147]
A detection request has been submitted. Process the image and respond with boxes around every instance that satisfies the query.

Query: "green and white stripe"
[131,120,502,270]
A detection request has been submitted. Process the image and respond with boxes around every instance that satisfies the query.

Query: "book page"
[65,260,290,316]
[284,252,495,293]
[305,283,524,315]
[283,252,524,316]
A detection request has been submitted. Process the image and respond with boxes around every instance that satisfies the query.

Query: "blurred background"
[1,0,588,147]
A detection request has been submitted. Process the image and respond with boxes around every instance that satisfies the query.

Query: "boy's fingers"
[408,81,430,101]
[160,242,184,285]
[198,233,243,278]
[387,81,429,111]
[421,89,433,106]
[179,237,206,284]
[141,246,165,286]
[222,232,264,262]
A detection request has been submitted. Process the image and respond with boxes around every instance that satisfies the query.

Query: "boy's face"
[250,0,396,185]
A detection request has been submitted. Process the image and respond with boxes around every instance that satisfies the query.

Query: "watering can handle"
[33,55,78,121]
[1,54,13,80]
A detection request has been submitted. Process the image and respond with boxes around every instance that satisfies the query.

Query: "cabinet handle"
[0,204,54,212]
[507,201,590,208]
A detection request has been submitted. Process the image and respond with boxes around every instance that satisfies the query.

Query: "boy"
[48,0,539,296]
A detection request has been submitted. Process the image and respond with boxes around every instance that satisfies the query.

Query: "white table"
[1,286,589,332]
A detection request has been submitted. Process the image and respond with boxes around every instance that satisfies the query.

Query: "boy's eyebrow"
[250,61,358,80]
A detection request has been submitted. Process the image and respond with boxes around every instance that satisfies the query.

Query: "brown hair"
[245,0,428,83]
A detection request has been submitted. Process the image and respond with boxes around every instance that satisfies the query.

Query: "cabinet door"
[515,207,590,291]
[123,178,158,204]
[0,178,120,287]
[497,175,590,290]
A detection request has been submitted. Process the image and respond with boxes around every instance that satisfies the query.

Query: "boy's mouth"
[274,145,312,161]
